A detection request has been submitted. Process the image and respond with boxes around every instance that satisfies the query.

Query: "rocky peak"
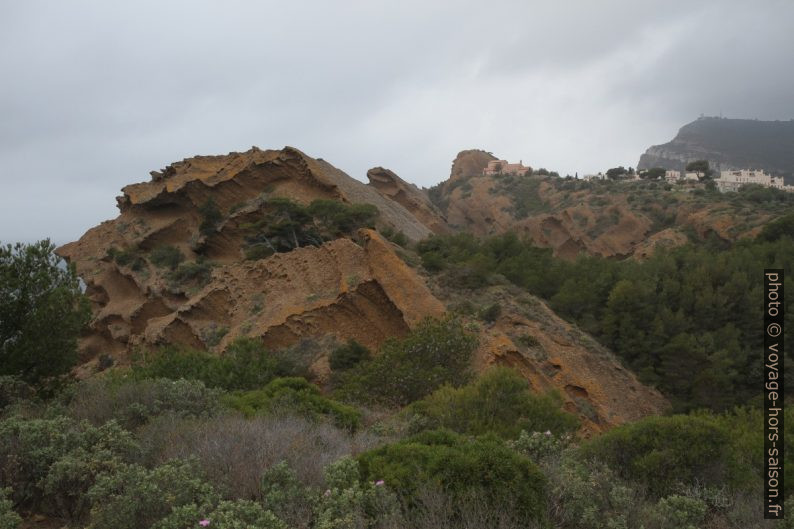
[449,149,497,181]
[366,166,449,234]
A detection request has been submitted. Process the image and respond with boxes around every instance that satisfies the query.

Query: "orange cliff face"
[57,147,442,367]
[58,145,669,432]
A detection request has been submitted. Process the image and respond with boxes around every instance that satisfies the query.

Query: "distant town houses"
[483,159,530,176]
[714,169,794,193]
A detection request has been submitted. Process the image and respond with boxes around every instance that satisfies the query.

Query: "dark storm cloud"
[0,0,792,243]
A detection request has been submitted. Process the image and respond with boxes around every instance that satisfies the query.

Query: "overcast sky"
[1,0,793,244]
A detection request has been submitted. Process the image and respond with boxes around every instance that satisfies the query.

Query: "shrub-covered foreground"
[0,314,791,528]
[2,361,793,529]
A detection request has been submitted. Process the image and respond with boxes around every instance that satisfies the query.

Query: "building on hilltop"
[715,169,794,193]
[483,159,531,176]
[581,173,605,181]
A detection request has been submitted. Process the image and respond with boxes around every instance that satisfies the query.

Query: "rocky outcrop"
[58,147,443,371]
[366,167,449,234]
[431,282,670,436]
[449,149,497,181]
[57,145,669,432]
[637,117,794,177]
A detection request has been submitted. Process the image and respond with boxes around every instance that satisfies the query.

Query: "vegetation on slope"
[417,226,793,412]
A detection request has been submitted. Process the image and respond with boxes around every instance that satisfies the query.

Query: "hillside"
[427,149,794,259]
[637,116,794,177]
[5,144,792,529]
[56,146,667,433]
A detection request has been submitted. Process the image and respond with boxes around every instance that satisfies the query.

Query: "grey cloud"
[0,0,792,243]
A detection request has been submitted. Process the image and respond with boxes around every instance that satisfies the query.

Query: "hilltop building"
[483,160,530,176]
[715,169,794,193]
[582,173,605,181]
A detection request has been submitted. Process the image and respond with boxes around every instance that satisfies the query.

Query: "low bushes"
[149,245,185,270]
[357,429,548,526]
[0,488,20,529]
[223,377,361,431]
[580,414,733,497]
[87,459,219,529]
[138,414,379,501]
[0,415,139,522]
[68,377,222,430]
[242,198,379,256]
[132,338,296,391]
[167,261,212,290]
[336,318,477,407]
[405,367,579,439]
[328,340,371,372]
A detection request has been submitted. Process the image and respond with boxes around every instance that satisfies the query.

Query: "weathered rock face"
[438,173,657,258]
[637,117,794,176]
[449,149,496,181]
[58,145,669,431]
[366,167,449,234]
[57,147,443,371]
[430,282,670,436]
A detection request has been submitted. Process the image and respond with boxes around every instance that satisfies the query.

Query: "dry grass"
[138,412,384,500]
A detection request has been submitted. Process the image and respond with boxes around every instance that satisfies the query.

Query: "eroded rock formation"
[59,145,670,431]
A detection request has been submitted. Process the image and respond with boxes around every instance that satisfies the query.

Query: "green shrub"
[260,462,313,528]
[517,334,540,347]
[0,240,91,385]
[199,198,223,236]
[242,198,379,255]
[306,200,379,235]
[544,456,645,529]
[107,246,146,271]
[201,323,228,348]
[244,243,275,261]
[758,212,794,242]
[68,377,222,430]
[167,261,212,290]
[0,376,34,411]
[154,500,286,529]
[149,245,185,270]
[0,415,139,521]
[338,318,476,407]
[405,367,579,439]
[0,488,20,529]
[580,414,732,497]
[87,459,218,529]
[314,457,400,529]
[223,378,361,431]
[510,429,571,462]
[651,495,707,529]
[329,341,371,372]
[479,302,501,322]
[133,338,297,391]
[357,430,547,526]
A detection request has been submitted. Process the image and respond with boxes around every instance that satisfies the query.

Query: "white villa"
[715,169,794,193]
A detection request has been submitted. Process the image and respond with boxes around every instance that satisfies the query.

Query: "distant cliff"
[637,117,794,177]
